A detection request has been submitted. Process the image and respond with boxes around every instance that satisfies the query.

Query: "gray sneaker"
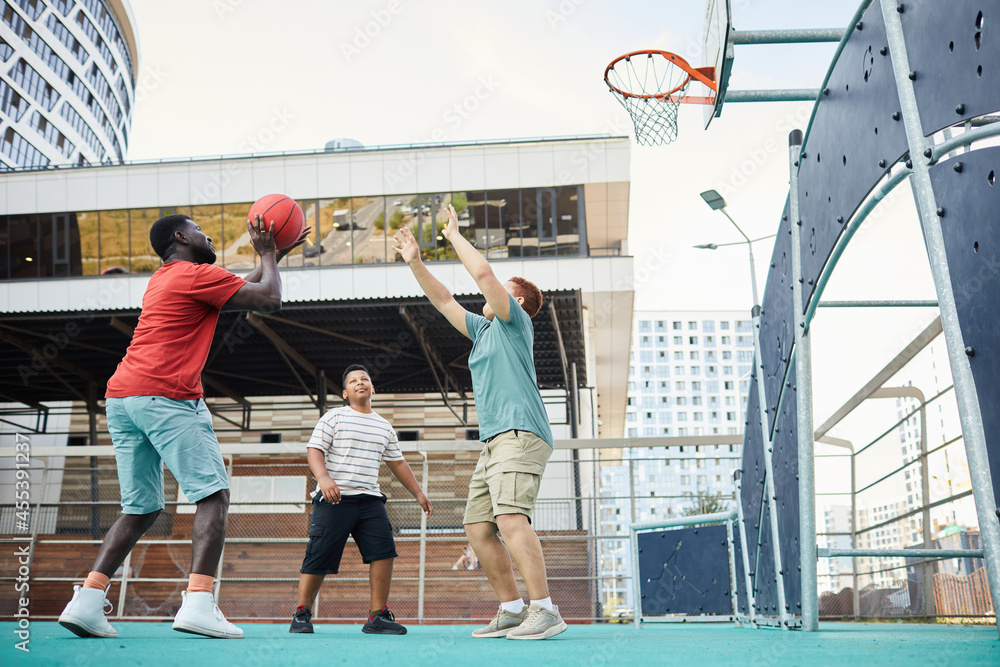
[471,604,528,638]
[506,603,567,640]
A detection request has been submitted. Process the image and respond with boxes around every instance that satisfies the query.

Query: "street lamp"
[697,190,774,309]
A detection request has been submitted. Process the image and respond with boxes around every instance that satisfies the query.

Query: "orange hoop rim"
[604,49,718,103]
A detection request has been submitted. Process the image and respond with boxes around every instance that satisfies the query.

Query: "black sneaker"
[362,607,407,635]
[290,605,313,633]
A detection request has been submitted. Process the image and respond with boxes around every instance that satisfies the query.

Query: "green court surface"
[2,621,997,666]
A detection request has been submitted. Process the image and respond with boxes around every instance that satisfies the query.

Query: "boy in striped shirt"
[290,364,432,635]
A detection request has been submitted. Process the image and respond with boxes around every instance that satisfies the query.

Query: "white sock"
[530,597,554,611]
[500,599,526,614]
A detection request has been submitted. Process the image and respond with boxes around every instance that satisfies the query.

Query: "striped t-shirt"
[306,406,403,498]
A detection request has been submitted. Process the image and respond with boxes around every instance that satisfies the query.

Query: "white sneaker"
[172,591,244,639]
[59,585,117,638]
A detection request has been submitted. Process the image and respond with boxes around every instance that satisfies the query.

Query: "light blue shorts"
[106,396,229,515]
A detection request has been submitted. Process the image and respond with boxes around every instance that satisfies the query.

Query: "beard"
[193,244,217,265]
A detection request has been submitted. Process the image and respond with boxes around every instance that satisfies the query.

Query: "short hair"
[342,364,370,387]
[508,276,543,317]
[149,214,191,261]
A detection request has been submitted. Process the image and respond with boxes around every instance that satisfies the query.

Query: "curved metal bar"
[803,164,912,329]
[805,120,1000,331]
[930,119,1000,163]
[799,0,874,154]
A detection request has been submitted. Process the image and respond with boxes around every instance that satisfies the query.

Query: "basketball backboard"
[701,0,733,129]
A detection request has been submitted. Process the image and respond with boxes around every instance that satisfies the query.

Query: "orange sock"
[187,574,214,594]
[83,571,110,590]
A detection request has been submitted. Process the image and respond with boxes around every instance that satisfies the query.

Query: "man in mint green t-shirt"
[394,205,567,641]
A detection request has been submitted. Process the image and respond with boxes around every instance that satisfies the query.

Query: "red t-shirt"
[106,261,247,400]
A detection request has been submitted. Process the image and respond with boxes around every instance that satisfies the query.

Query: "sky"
[123,0,944,427]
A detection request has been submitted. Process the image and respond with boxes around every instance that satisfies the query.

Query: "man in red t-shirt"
[59,213,306,640]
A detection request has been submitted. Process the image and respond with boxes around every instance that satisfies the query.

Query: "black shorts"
[300,493,398,575]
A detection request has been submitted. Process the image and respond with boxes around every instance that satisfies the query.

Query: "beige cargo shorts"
[463,429,552,525]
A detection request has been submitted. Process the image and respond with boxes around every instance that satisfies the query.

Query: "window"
[681,475,691,485]
[656,320,665,330]
[737,350,754,363]
[702,320,715,333]
[724,381,734,390]
[674,366,684,375]
[690,366,701,376]
[688,321,697,330]
[722,351,732,360]
[692,397,702,406]
[677,412,688,422]
[673,336,683,345]
[691,382,701,391]
[723,366,733,375]
[689,351,700,360]
[721,336,731,345]
[725,396,735,406]
[676,381,686,391]
[689,336,698,345]
[693,413,703,422]
[640,350,654,363]
[674,351,684,360]
[673,321,682,330]
[639,320,651,332]
[641,335,652,347]
[676,396,687,406]
[720,321,730,330]
[727,412,736,421]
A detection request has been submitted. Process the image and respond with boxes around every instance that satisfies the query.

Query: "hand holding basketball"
[247,194,305,250]
[247,214,277,257]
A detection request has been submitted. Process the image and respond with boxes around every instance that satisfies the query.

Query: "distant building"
[0,0,138,168]
[597,310,748,614]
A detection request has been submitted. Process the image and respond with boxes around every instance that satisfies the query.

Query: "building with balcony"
[1,0,138,169]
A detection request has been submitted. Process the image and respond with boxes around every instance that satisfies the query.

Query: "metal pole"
[571,362,583,531]
[789,128,818,631]
[881,0,1000,636]
[919,396,935,616]
[417,451,429,624]
[751,286,789,627]
[731,28,845,45]
[734,470,756,625]
[851,448,859,620]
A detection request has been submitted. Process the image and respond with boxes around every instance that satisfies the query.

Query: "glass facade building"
[0,0,137,170]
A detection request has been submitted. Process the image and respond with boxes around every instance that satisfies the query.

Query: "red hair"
[508,276,543,318]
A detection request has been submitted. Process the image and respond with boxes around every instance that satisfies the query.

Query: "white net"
[605,51,696,146]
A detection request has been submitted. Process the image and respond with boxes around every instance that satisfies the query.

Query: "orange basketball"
[248,194,304,250]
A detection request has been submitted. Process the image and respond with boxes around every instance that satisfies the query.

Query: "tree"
[682,492,729,517]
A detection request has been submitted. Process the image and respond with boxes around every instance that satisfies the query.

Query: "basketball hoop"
[604,50,717,146]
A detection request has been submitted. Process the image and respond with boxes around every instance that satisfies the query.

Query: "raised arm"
[441,205,512,322]
[223,215,283,313]
[392,226,471,339]
[385,458,432,516]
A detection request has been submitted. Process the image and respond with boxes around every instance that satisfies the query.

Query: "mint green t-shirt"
[465,293,554,447]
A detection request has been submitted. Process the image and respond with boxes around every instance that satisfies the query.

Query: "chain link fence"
[0,432,989,624]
